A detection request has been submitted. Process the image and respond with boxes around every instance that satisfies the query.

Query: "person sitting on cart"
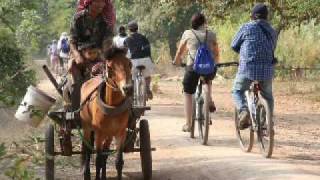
[68,0,114,111]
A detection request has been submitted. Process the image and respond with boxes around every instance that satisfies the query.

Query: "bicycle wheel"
[200,87,210,145]
[234,108,254,152]
[45,124,55,180]
[257,96,274,158]
[190,97,196,138]
[134,76,146,107]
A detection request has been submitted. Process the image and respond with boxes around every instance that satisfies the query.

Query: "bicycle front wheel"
[257,96,274,158]
[190,97,196,138]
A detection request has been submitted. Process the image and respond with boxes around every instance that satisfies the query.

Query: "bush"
[276,20,320,67]
[0,28,35,106]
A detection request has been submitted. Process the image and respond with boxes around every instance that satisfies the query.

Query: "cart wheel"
[139,120,152,180]
[45,124,55,180]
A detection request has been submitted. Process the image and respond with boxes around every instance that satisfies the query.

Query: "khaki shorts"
[131,57,155,79]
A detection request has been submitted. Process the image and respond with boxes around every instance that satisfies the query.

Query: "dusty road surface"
[1,65,319,179]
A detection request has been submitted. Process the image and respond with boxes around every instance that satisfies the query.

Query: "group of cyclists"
[60,0,277,133]
[47,32,70,74]
[174,3,277,132]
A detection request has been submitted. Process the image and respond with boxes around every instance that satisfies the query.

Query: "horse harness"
[77,66,132,117]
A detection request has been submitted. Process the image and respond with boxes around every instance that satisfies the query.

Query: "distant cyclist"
[174,13,220,132]
[124,21,154,100]
[231,3,277,129]
[57,32,70,71]
[49,39,60,74]
[113,25,127,48]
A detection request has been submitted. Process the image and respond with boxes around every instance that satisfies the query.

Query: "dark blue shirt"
[231,20,277,80]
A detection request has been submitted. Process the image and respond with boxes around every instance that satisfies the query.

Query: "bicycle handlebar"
[173,61,239,68]
[216,62,239,68]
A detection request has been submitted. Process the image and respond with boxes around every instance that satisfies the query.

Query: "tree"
[0,28,35,106]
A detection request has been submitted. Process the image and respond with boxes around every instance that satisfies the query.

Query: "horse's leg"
[115,135,125,180]
[95,132,105,180]
[81,129,92,180]
[101,138,112,180]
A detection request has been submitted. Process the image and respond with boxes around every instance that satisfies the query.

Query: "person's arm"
[143,36,152,57]
[231,25,245,53]
[212,41,220,64]
[174,40,187,65]
[70,16,84,64]
[209,32,220,63]
[174,31,188,65]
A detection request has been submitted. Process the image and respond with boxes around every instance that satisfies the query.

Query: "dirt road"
[1,67,319,179]
[51,79,319,180]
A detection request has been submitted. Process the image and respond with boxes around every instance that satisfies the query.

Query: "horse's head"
[105,47,133,97]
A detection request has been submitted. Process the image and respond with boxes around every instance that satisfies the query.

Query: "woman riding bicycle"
[174,13,220,132]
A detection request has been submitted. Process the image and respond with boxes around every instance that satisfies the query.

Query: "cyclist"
[68,0,114,111]
[113,25,128,48]
[174,13,220,132]
[49,39,60,74]
[231,3,277,129]
[57,32,70,72]
[124,21,154,100]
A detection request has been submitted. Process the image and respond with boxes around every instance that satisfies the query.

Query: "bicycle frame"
[246,81,262,131]
[134,68,146,107]
[194,80,204,122]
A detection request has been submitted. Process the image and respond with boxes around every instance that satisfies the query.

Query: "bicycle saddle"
[136,65,146,71]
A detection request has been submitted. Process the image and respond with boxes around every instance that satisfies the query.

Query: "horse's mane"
[104,47,127,60]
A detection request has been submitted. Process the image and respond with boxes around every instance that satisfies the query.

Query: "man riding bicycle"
[231,3,277,130]
[174,13,220,132]
[124,21,154,100]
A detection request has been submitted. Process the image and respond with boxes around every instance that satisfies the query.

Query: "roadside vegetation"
[0,0,319,179]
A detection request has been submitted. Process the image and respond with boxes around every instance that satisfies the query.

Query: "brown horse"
[80,47,133,180]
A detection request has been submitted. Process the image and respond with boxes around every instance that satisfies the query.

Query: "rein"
[97,64,132,116]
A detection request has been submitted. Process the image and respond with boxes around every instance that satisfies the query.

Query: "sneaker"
[239,109,250,130]
[182,124,191,132]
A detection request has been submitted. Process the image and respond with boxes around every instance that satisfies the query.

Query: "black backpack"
[125,33,151,59]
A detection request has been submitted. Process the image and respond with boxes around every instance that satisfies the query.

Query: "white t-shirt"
[113,35,127,48]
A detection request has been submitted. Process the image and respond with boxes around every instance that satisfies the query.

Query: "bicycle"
[235,81,275,158]
[134,65,147,107]
[176,62,238,145]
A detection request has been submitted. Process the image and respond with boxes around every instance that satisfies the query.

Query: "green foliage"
[0,134,45,179]
[0,28,35,106]
[276,20,320,67]
[4,158,37,180]
[0,143,6,158]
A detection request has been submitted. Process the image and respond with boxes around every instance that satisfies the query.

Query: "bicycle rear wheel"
[257,97,274,158]
[200,88,210,145]
[234,108,254,152]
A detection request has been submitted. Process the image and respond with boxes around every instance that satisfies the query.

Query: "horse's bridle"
[104,64,121,92]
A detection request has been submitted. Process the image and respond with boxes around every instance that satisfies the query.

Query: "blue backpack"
[191,30,215,75]
[61,38,70,54]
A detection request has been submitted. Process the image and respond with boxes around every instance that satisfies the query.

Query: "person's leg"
[182,70,199,132]
[69,60,84,112]
[183,93,193,132]
[204,81,216,112]
[232,74,252,129]
[259,79,274,115]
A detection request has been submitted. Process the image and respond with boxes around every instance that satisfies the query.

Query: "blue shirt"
[231,20,277,81]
